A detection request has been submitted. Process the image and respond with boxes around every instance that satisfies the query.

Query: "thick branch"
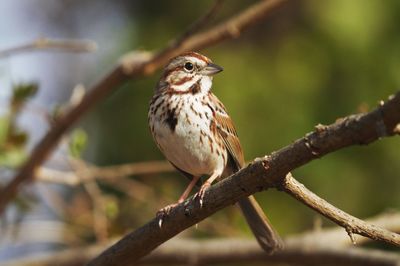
[141,242,400,266]
[0,0,287,215]
[5,212,400,266]
[5,215,400,266]
[87,93,400,265]
[282,173,400,246]
[6,246,400,266]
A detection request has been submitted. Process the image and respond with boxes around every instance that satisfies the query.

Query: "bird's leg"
[178,175,200,203]
[157,175,201,227]
[196,172,220,208]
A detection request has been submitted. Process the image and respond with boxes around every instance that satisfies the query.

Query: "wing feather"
[209,93,245,169]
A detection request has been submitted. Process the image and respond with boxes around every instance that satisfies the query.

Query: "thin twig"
[166,0,225,51]
[87,92,400,265]
[0,0,287,215]
[0,37,97,58]
[36,160,174,186]
[141,0,287,75]
[83,181,109,242]
[281,173,400,246]
[285,211,400,248]
[36,167,80,185]
[71,159,109,242]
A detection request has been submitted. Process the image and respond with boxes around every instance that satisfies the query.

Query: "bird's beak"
[200,63,223,76]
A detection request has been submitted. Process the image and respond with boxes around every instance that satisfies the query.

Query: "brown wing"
[209,93,245,170]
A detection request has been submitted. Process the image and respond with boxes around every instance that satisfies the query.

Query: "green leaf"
[105,198,119,220]
[0,116,9,145]
[7,130,28,147]
[0,147,26,168]
[69,128,88,158]
[11,82,38,111]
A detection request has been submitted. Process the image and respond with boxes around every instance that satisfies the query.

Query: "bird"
[148,51,283,253]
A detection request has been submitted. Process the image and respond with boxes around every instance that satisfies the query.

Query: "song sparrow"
[148,52,283,252]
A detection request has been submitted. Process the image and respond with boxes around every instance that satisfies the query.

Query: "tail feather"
[238,196,284,253]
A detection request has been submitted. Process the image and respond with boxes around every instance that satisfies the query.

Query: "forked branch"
[282,173,400,246]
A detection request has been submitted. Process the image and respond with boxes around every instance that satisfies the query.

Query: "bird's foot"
[156,203,179,228]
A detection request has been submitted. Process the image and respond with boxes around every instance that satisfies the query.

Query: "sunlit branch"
[282,173,400,246]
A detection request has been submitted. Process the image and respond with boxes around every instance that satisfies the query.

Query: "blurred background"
[0,0,399,263]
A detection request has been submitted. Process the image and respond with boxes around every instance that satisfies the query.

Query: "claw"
[156,203,179,228]
[158,217,163,228]
[196,182,211,208]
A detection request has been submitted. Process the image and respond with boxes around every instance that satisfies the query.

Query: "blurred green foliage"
[2,0,399,246]
[10,83,38,112]
[69,128,88,158]
[0,83,37,167]
[85,0,400,239]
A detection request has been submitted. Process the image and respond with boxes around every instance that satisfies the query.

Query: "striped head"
[157,52,223,94]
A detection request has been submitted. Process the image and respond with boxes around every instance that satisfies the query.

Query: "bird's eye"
[184,62,194,72]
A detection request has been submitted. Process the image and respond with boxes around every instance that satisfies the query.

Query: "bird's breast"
[149,94,227,177]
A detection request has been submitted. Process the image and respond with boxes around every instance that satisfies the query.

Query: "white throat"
[199,76,212,93]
